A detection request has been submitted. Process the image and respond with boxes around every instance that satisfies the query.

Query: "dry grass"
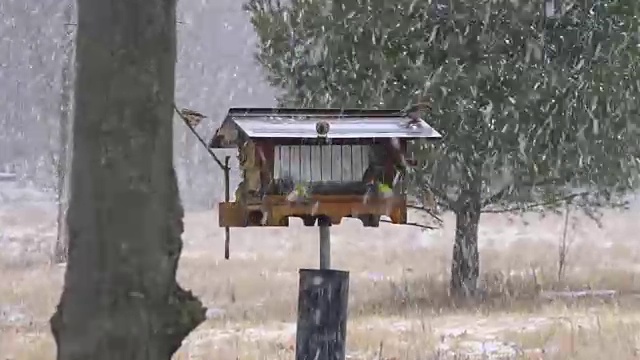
[2,205,640,359]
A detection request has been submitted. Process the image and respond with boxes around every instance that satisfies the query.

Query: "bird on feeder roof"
[402,101,432,129]
[405,102,432,121]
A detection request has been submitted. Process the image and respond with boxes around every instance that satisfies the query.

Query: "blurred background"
[0,0,274,209]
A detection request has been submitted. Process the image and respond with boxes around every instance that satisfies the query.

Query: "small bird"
[180,108,207,128]
[377,182,393,198]
[404,102,432,123]
[286,183,309,202]
[422,189,437,210]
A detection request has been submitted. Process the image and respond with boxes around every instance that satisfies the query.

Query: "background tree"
[50,0,206,358]
[245,0,640,297]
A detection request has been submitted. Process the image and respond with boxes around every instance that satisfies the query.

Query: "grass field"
[2,204,640,359]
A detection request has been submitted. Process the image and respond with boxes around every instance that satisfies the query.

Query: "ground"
[2,183,640,359]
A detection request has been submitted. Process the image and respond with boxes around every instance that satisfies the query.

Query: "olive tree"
[245,0,640,297]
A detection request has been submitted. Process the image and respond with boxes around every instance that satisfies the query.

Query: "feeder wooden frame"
[219,194,408,227]
[210,108,441,228]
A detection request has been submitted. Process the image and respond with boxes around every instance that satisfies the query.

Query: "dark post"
[295,269,349,360]
[319,218,331,269]
[224,156,231,260]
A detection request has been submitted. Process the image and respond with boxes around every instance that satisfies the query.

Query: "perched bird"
[286,183,309,202]
[377,182,393,198]
[180,108,207,128]
[404,102,432,125]
[422,189,437,210]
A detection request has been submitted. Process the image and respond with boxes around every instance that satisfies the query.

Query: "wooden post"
[224,156,230,260]
[295,269,349,360]
[319,222,331,269]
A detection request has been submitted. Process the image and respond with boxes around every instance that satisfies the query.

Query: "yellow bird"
[286,183,309,202]
[377,183,393,198]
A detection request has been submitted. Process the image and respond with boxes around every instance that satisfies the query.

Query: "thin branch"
[407,204,444,224]
[482,185,512,207]
[557,203,572,283]
[482,176,571,208]
[172,103,228,171]
[482,191,588,213]
[380,219,437,230]
[480,165,609,209]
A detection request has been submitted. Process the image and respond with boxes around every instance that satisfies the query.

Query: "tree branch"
[380,218,437,230]
[482,191,589,213]
[172,103,228,171]
[481,175,574,208]
[407,204,444,224]
[481,185,512,207]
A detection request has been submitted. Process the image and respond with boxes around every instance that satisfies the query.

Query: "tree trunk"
[50,0,206,358]
[450,185,482,298]
[54,1,75,264]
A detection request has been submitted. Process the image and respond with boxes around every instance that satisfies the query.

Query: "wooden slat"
[219,202,245,227]
[266,195,407,224]
[219,196,407,228]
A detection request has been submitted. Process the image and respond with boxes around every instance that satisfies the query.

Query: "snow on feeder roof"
[209,107,442,148]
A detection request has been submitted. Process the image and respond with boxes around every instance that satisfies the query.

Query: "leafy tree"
[50,0,206,358]
[245,0,640,297]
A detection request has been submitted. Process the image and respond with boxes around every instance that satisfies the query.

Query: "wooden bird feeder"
[208,108,442,229]
[177,106,444,359]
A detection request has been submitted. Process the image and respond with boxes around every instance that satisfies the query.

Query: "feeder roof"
[219,108,443,140]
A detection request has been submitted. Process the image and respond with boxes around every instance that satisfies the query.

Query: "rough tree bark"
[50,0,206,358]
[54,1,75,264]
[449,179,482,299]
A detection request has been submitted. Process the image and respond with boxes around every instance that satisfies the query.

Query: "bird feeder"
[208,108,442,228]
[176,106,443,360]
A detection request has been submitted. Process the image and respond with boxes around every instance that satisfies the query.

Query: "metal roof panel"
[227,107,406,117]
[230,115,442,139]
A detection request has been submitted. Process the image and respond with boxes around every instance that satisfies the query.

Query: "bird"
[180,108,207,128]
[405,102,432,121]
[402,102,432,129]
[377,182,393,198]
[422,189,437,210]
[286,183,309,202]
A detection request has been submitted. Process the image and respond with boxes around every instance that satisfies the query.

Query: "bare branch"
[172,103,228,171]
[482,191,589,213]
[481,175,574,208]
[380,219,438,230]
[407,204,444,224]
[481,185,512,207]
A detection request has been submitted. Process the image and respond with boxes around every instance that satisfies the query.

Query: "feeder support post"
[224,156,231,260]
[319,218,331,269]
[295,269,349,360]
